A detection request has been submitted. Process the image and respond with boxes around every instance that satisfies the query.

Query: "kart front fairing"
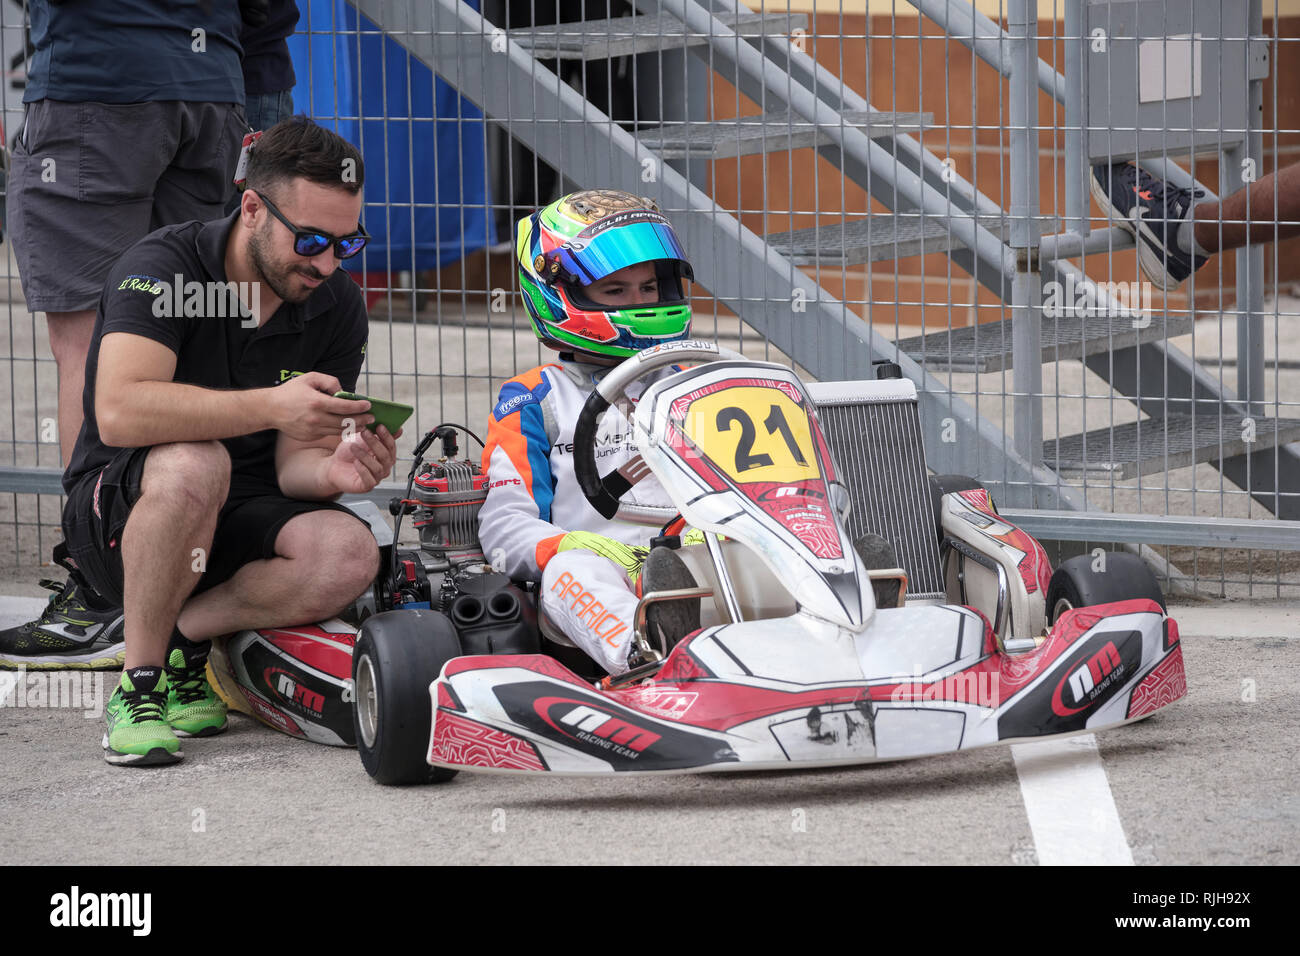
[429,600,1182,774]
[634,360,872,630]
[426,358,1186,776]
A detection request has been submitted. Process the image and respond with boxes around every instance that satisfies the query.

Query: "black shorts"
[61,447,364,608]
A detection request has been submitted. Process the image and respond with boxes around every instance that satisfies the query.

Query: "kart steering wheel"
[574,340,745,519]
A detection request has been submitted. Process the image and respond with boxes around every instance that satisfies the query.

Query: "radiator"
[808,380,945,601]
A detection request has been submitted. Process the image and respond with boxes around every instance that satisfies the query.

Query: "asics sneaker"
[165,643,228,737]
[0,572,125,671]
[103,667,183,766]
[1090,162,1210,290]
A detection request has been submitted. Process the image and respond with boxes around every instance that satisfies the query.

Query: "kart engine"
[377,425,537,655]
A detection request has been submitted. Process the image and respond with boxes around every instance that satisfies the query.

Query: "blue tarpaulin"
[287,0,495,272]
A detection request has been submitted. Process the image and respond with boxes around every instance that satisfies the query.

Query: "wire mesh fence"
[1,0,1297,597]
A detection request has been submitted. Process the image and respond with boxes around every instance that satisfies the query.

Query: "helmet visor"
[549,212,689,286]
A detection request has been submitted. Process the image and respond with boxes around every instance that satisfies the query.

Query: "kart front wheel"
[353,609,462,786]
[1045,552,1166,625]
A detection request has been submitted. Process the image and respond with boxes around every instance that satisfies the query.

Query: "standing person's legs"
[0,102,180,670]
[45,311,96,464]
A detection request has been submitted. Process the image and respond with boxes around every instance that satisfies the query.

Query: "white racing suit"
[479,359,677,674]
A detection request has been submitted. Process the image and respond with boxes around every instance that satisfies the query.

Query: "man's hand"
[320,424,400,495]
[268,372,373,442]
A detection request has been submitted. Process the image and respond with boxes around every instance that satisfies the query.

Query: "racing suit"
[479,358,676,674]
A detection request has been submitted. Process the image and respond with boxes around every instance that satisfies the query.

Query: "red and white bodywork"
[208,619,359,747]
[428,354,1186,775]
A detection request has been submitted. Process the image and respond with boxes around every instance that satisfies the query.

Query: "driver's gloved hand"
[554,531,649,580]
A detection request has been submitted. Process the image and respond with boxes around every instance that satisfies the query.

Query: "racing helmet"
[516,189,694,361]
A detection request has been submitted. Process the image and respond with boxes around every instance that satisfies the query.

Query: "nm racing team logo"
[263,666,326,717]
[999,629,1145,737]
[492,681,738,770]
[1052,633,1142,716]
[539,699,662,757]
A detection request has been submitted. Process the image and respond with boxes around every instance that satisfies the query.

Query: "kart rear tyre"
[353,609,462,786]
[928,475,994,541]
[1045,552,1166,625]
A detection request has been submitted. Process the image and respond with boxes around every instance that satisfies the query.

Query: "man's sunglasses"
[258,193,370,259]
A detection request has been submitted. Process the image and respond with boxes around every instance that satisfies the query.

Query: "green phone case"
[334,391,414,434]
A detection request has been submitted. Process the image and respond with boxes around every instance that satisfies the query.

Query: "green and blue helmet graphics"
[516,189,694,360]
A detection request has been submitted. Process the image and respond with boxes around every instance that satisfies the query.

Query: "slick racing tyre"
[1045,552,1166,625]
[353,609,462,785]
[928,475,992,542]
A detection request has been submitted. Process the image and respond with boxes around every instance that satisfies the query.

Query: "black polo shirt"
[64,211,368,495]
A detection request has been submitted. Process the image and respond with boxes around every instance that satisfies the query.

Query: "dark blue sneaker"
[1091,162,1210,290]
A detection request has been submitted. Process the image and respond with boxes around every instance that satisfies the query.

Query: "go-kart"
[347,341,1186,783]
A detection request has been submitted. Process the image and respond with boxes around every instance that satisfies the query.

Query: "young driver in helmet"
[478,189,701,675]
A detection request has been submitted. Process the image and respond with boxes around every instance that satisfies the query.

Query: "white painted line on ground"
[1011,733,1134,866]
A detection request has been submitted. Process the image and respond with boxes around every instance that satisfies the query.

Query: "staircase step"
[767,214,1008,265]
[897,313,1194,373]
[508,12,806,60]
[637,111,932,159]
[1045,414,1300,479]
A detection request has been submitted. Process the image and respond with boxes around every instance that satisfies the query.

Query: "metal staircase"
[345,0,1297,539]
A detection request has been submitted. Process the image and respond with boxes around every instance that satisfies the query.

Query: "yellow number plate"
[682,386,821,484]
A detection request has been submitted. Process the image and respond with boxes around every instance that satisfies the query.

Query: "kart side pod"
[937,486,1050,650]
[207,575,539,748]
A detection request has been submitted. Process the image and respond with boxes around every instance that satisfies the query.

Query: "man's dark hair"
[244,116,364,197]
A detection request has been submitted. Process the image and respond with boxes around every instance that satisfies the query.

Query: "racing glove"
[548,531,650,580]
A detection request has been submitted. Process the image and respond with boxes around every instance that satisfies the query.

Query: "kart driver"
[479,189,703,675]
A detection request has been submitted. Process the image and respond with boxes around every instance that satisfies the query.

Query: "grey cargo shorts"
[6,99,247,313]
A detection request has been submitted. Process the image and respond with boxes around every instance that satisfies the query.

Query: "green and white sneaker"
[0,573,125,671]
[103,668,183,766]
[165,644,228,738]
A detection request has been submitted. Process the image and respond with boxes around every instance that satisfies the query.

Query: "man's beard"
[247,223,324,305]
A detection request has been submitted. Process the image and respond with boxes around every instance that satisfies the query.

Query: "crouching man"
[65,118,395,765]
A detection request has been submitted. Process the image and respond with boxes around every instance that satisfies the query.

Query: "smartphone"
[334,391,414,435]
